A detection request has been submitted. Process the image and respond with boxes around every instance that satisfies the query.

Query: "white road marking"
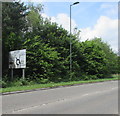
[83,94,89,96]
[11,87,118,114]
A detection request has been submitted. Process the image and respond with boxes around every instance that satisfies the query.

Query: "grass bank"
[1,75,119,93]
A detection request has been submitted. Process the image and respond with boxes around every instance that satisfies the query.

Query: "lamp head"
[73,2,79,5]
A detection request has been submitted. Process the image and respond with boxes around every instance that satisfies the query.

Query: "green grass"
[1,75,119,93]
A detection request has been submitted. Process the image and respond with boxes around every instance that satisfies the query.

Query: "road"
[2,81,118,114]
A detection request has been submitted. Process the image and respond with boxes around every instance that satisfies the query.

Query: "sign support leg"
[22,69,25,80]
[11,68,13,80]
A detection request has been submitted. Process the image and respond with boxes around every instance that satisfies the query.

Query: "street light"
[73,2,79,5]
[70,2,79,79]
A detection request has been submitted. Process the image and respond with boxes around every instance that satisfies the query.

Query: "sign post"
[22,69,25,80]
[9,49,26,79]
[11,68,13,80]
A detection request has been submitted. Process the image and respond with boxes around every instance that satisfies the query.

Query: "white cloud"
[41,13,118,52]
[41,13,77,33]
[100,3,118,17]
[41,13,49,19]
[80,16,118,52]
[100,4,115,9]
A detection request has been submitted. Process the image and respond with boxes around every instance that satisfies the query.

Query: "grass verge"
[1,75,119,93]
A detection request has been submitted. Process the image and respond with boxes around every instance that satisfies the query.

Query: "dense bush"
[2,2,118,87]
[0,80,7,88]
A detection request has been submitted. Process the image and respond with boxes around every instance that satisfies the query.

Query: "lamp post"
[70,2,79,79]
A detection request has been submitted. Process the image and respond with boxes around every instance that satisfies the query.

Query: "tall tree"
[2,2,28,37]
[2,1,28,76]
[92,38,118,74]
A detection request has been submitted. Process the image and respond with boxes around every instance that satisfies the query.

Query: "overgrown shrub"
[0,80,7,88]
[2,1,118,84]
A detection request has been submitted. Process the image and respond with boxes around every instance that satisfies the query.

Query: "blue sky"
[42,2,117,28]
[41,2,118,52]
[23,1,118,52]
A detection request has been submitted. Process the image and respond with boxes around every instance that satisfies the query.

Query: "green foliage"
[37,78,49,84]
[26,3,43,32]
[80,40,108,78]
[23,36,63,82]
[2,76,119,92]
[1,78,34,88]
[81,75,97,80]
[2,2,28,37]
[0,80,7,88]
[92,38,118,74]
[2,1,118,86]
[2,1,28,76]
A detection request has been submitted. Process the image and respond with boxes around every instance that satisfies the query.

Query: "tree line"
[2,1,119,85]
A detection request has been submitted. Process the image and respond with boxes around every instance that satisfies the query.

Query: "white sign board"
[9,49,26,69]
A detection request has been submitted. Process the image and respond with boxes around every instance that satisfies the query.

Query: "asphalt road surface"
[2,80,118,114]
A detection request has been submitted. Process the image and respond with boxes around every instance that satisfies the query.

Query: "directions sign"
[9,49,26,69]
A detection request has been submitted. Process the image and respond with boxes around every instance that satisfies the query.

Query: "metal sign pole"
[22,68,25,80]
[11,68,13,80]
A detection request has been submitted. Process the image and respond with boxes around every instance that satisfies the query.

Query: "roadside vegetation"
[1,1,120,92]
[1,74,119,93]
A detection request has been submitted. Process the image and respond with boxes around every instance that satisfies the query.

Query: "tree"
[92,38,118,74]
[2,2,28,37]
[2,1,28,77]
[26,3,43,33]
[23,35,69,82]
[2,2,118,84]
[25,6,71,81]
[78,40,108,79]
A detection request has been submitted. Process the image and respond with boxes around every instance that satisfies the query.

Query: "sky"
[24,1,118,53]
